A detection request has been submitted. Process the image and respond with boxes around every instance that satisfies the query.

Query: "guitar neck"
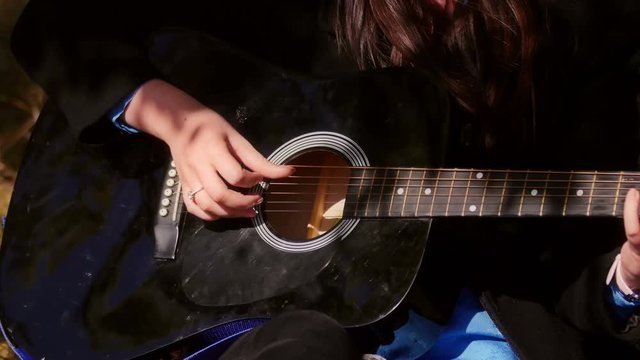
[343,168,640,218]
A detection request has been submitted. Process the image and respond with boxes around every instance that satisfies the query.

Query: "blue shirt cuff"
[108,89,140,134]
[608,280,640,320]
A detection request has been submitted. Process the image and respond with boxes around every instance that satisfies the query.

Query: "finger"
[176,169,218,221]
[180,154,261,218]
[619,189,640,288]
[189,191,259,218]
[210,146,264,188]
[228,132,295,179]
[180,180,218,221]
[199,170,262,211]
[185,199,220,221]
[623,188,640,249]
[172,159,221,221]
[186,185,259,218]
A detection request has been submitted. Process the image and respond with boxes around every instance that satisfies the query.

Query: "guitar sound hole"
[263,150,350,241]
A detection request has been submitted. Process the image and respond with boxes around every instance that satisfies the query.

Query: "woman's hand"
[620,188,640,290]
[123,79,294,220]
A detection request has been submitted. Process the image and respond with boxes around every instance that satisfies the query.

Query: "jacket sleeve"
[556,248,640,352]
[9,0,326,142]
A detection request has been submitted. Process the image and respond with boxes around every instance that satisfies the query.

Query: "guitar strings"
[172,180,636,202]
[170,165,637,215]
[266,182,635,190]
[288,164,640,177]
[274,176,637,184]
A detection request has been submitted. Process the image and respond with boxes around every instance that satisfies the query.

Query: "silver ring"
[187,186,205,201]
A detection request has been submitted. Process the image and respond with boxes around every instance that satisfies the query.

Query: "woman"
[9,0,640,358]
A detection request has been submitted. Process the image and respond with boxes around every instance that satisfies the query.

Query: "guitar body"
[0,29,450,359]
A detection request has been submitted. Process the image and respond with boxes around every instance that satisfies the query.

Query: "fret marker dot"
[397,188,405,195]
[576,189,584,196]
[530,189,538,196]
[476,172,484,179]
[469,205,477,212]
[424,188,432,195]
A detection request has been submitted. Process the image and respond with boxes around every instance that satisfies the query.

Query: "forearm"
[123,79,216,143]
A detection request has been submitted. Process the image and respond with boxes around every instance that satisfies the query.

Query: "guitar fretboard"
[343,168,638,218]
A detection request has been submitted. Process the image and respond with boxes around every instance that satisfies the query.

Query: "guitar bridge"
[154,160,182,259]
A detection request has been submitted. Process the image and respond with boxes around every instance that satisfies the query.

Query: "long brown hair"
[334,0,537,120]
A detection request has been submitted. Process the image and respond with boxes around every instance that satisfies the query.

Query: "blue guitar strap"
[182,319,268,360]
[2,314,265,360]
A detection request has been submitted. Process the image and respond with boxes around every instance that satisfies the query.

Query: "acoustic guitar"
[0,28,632,359]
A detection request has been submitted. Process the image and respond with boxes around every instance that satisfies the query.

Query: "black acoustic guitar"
[0,28,634,359]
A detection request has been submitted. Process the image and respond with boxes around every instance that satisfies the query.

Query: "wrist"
[620,242,640,290]
[608,254,640,303]
[124,79,208,141]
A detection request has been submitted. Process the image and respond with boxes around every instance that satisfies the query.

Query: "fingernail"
[254,197,264,206]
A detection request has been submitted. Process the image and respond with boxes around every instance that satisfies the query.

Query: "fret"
[480,170,508,216]
[372,168,388,217]
[432,170,456,216]
[613,172,623,216]
[540,172,550,216]
[343,167,366,217]
[565,172,596,216]
[361,168,377,217]
[461,170,481,216]
[562,171,573,216]
[517,170,529,216]
[413,169,440,216]
[427,169,442,216]
[399,169,425,218]
[414,169,427,216]
[460,170,470,216]
[401,170,413,216]
[388,169,412,217]
[519,170,547,216]
[587,171,596,216]
[478,170,490,216]
[445,170,456,216]
[345,167,366,216]
[591,172,621,216]
[385,169,401,217]
[499,171,509,216]
[500,170,528,216]
[446,170,469,216]
[543,171,572,216]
